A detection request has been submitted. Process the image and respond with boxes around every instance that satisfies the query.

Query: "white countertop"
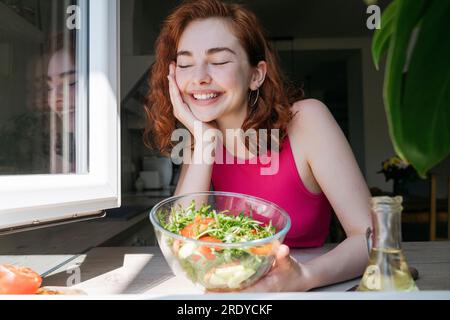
[4,241,447,299]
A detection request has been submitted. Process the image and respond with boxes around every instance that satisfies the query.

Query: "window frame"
[0,0,121,233]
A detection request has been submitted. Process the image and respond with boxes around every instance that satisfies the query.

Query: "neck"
[216,104,248,145]
[216,104,257,159]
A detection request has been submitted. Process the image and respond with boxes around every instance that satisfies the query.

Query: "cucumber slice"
[208,273,228,286]
[207,264,256,289]
[178,242,197,259]
[214,264,245,276]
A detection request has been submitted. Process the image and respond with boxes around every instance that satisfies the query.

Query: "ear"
[250,61,267,90]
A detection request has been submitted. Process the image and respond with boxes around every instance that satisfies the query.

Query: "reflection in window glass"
[0,0,87,175]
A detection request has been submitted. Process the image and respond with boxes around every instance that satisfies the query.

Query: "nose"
[56,83,64,100]
[49,82,65,97]
[192,64,212,85]
[47,82,67,110]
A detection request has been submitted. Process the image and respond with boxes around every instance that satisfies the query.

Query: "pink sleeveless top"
[211,135,332,248]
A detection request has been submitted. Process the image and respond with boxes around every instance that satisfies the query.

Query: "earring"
[248,88,260,108]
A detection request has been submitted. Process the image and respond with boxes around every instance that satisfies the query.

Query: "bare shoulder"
[289,99,337,138]
[291,99,332,122]
[287,99,358,195]
[286,99,335,194]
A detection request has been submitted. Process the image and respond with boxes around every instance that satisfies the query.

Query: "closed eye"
[177,61,230,68]
[212,61,230,66]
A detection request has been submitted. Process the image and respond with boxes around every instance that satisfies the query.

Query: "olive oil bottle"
[357,196,418,292]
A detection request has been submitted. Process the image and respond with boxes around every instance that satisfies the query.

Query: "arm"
[243,99,372,292]
[297,99,372,289]
[173,150,215,208]
[174,152,214,197]
[168,62,217,197]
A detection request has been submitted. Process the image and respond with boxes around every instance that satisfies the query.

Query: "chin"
[191,106,223,123]
[192,112,218,123]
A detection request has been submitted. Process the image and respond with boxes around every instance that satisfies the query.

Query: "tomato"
[199,236,224,251]
[180,216,215,238]
[189,236,223,262]
[0,264,42,295]
[180,223,196,238]
[250,243,273,255]
[193,246,216,261]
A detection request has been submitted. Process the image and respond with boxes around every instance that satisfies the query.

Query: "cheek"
[175,70,190,90]
[212,70,234,88]
[218,67,250,94]
[47,90,56,108]
[70,88,76,107]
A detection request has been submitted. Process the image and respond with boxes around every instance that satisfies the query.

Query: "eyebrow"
[176,47,237,58]
[47,70,76,80]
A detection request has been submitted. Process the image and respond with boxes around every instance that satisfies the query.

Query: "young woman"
[46,32,77,174]
[145,0,372,292]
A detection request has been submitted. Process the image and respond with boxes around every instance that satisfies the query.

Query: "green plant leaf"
[364,0,378,6]
[371,0,397,70]
[399,0,450,177]
[382,0,428,176]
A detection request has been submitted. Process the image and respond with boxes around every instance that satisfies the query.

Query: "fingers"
[167,62,177,89]
[167,64,180,107]
[168,62,175,77]
[240,272,280,293]
[168,64,189,106]
[167,62,190,117]
[240,280,268,293]
[276,244,290,260]
[167,62,199,134]
[271,244,291,270]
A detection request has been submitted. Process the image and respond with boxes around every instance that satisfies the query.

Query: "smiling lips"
[189,91,223,106]
[193,92,219,100]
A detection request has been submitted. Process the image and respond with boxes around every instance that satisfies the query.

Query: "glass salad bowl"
[149,191,291,292]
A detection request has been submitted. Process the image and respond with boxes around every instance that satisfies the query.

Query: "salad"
[157,201,277,290]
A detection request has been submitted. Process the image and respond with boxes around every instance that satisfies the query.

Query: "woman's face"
[175,18,255,123]
[47,49,76,131]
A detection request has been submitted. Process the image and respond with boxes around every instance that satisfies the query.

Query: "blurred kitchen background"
[120,0,450,244]
[0,0,448,255]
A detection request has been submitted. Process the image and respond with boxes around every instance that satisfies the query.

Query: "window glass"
[0,0,88,174]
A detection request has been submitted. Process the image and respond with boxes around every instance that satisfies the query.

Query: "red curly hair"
[144,0,303,155]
